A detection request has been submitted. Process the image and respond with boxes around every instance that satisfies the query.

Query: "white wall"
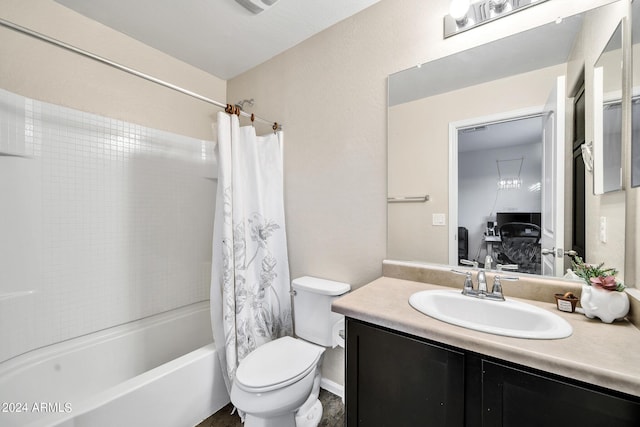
[0,0,225,362]
[0,88,217,364]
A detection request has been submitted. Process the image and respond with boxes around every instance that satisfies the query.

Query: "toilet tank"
[292,276,350,347]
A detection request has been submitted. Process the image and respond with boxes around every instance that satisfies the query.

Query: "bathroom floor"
[196,389,345,427]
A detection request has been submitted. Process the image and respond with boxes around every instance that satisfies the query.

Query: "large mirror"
[388,2,629,280]
[633,0,640,187]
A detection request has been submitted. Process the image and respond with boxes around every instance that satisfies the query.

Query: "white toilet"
[230,276,350,427]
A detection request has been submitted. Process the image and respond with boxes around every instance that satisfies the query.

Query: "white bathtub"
[0,301,230,427]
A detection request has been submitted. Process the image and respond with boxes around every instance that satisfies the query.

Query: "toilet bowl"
[230,336,324,427]
[229,276,350,427]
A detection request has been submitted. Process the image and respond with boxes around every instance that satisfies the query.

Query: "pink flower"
[590,275,618,291]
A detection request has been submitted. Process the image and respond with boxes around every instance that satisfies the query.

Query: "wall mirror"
[632,0,640,187]
[593,21,623,194]
[387,2,629,281]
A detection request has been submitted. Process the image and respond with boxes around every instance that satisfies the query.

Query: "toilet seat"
[235,336,324,393]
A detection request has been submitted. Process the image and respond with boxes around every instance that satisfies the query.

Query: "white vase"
[580,284,629,323]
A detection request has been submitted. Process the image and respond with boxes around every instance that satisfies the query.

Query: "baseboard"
[320,377,344,401]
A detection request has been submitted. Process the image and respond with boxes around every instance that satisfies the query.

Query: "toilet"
[230,276,350,427]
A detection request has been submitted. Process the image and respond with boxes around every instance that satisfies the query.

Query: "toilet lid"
[235,336,324,392]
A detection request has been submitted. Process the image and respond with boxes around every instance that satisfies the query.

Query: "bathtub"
[0,301,230,427]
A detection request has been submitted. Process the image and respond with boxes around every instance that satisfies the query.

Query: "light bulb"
[449,0,470,23]
[492,0,511,14]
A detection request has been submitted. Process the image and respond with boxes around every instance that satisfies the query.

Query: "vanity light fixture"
[235,0,279,14]
[497,178,522,190]
[444,0,549,38]
[496,157,524,190]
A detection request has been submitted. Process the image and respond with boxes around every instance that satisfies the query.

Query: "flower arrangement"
[571,256,625,292]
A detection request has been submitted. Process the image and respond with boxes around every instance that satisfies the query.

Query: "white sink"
[409,290,572,339]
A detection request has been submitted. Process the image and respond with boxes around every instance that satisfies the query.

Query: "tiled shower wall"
[0,88,217,363]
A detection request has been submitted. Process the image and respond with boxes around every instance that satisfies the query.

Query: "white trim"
[593,65,605,194]
[320,377,344,402]
[448,121,459,266]
[448,106,545,266]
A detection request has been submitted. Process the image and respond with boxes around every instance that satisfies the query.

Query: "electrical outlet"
[599,216,606,243]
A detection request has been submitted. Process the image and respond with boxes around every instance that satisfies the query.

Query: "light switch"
[432,213,446,226]
[599,216,606,243]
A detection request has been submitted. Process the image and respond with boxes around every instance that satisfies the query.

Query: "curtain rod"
[0,18,281,129]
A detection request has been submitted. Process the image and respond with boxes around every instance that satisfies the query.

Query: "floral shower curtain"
[210,111,293,393]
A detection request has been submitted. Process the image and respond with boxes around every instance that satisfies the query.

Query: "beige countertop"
[332,276,640,398]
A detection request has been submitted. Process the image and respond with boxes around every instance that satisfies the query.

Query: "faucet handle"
[459,259,479,268]
[452,269,476,295]
[494,275,519,282]
[497,263,518,271]
[490,275,518,300]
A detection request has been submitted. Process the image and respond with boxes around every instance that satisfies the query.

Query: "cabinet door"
[482,360,640,427]
[346,319,465,427]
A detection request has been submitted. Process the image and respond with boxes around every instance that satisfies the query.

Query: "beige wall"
[228,0,619,386]
[0,0,226,140]
[229,0,618,289]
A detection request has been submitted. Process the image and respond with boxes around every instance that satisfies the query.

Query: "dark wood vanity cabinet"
[345,318,640,427]
[345,318,466,426]
[482,360,640,427]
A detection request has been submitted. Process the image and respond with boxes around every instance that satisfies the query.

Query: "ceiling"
[54,0,381,80]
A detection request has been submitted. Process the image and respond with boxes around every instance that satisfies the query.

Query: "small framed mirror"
[593,21,623,194]
[632,0,640,187]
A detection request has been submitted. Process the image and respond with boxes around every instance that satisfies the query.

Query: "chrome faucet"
[452,269,518,301]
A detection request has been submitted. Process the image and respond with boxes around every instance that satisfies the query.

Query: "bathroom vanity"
[333,263,640,427]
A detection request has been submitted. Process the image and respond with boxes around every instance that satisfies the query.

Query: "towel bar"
[387,195,430,203]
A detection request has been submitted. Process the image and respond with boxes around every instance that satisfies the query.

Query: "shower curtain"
[210,111,293,393]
